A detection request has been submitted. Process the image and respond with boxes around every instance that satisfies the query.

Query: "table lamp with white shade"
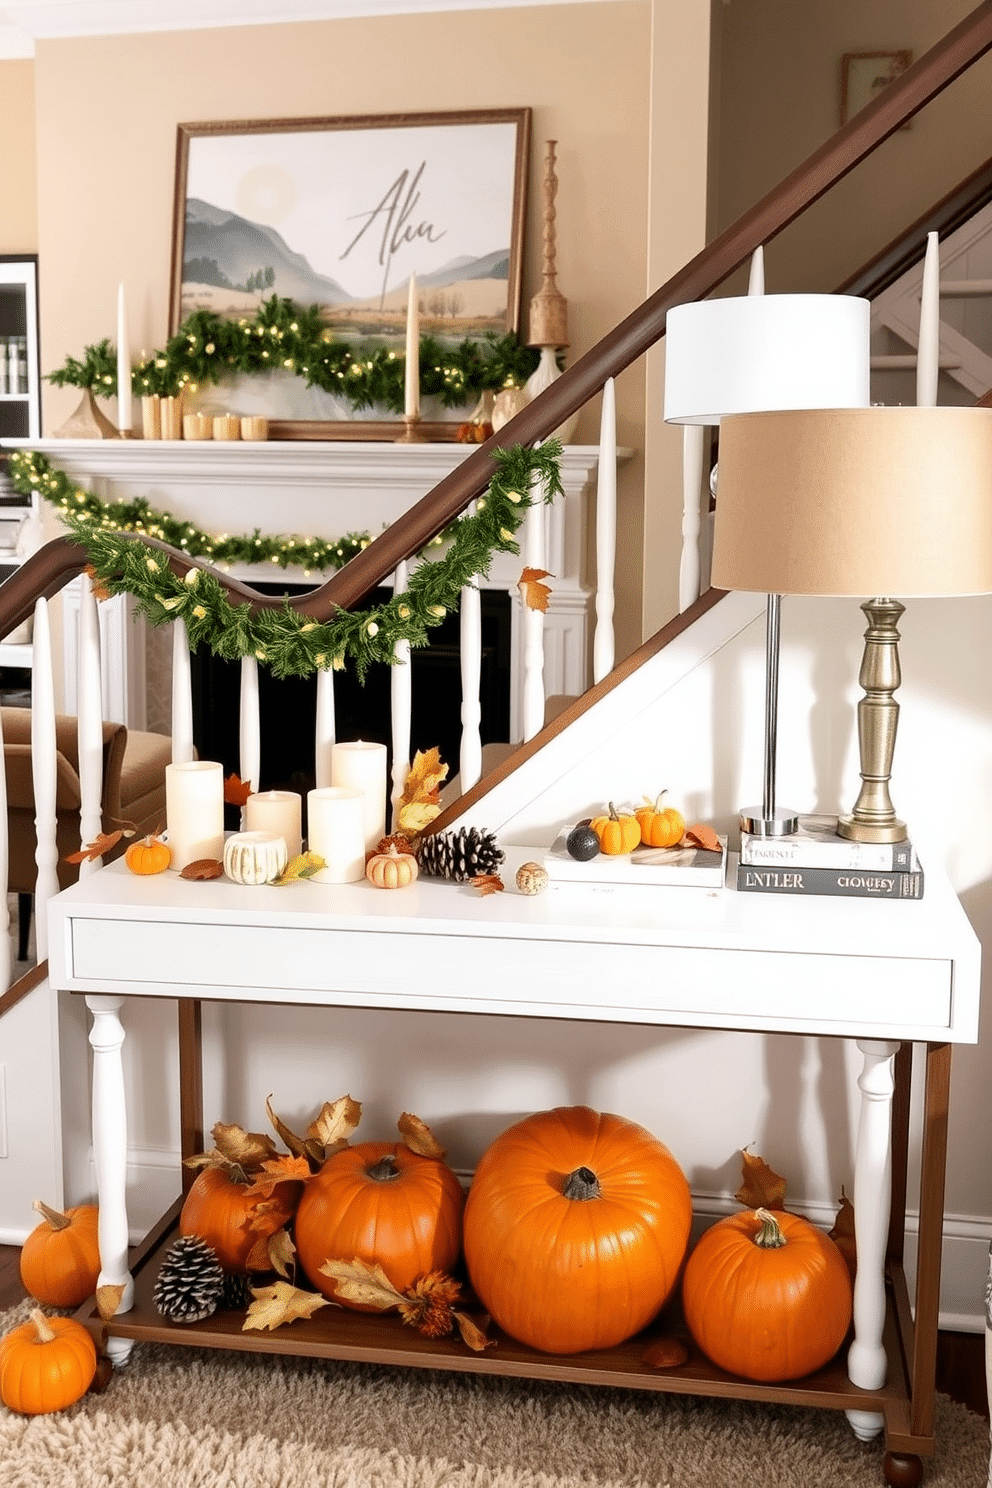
[664,290,871,835]
[711,405,992,843]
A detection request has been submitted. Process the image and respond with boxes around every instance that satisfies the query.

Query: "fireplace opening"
[190,582,512,824]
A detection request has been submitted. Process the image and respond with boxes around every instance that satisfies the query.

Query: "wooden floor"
[0,1243,987,1420]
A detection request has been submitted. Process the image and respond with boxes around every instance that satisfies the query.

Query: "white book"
[740,814,918,870]
[545,830,727,889]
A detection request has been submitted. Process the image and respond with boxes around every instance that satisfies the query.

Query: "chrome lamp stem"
[739,593,799,838]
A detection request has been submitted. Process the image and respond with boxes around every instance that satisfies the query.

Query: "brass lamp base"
[837,597,910,845]
[395,413,427,444]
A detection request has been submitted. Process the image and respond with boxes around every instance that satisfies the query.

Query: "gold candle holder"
[395,413,427,444]
[213,414,241,441]
[183,413,212,441]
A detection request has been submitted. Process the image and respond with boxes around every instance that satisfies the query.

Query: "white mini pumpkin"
[223,831,288,886]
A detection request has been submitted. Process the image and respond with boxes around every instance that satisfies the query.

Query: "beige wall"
[0,59,37,251]
[26,2,715,661]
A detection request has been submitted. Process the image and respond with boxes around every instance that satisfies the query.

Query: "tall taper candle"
[116,283,132,434]
[165,760,224,871]
[307,787,366,883]
[404,273,420,418]
[245,789,302,861]
[330,740,388,850]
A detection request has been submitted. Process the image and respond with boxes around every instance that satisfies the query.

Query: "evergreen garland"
[48,295,541,411]
[8,442,563,682]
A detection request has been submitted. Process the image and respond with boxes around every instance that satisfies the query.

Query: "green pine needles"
[9,441,564,681]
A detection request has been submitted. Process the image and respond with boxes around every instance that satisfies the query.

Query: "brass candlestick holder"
[396,413,427,443]
[837,597,908,843]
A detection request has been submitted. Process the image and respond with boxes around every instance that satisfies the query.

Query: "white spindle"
[314,668,336,789]
[239,656,261,797]
[747,244,765,296]
[171,620,194,764]
[390,559,413,827]
[679,424,705,612]
[593,378,617,679]
[76,571,104,877]
[917,230,940,408]
[521,470,548,742]
[30,597,58,960]
[459,573,483,792]
[0,705,9,992]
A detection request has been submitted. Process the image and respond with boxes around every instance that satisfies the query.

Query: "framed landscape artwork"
[170,109,531,437]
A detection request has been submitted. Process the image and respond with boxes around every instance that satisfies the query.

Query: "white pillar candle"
[404,273,420,418]
[165,760,225,871]
[330,740,388,850]
[245,789,302,861]
[116,283,132,434]
[307,787,366,883]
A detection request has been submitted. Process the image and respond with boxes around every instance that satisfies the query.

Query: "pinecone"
[153,1235,224,1323]
[221,1269,254,1312]
[416,827,504,882]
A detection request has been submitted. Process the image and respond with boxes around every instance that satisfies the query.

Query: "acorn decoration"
[416,827,504,883]
[153,1235,225,1323]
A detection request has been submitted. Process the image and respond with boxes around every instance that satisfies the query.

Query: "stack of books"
[545,830,728,890]
[736,814,923,900]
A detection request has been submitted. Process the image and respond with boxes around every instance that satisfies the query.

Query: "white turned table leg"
[846,1037,900,1441]
[86,994,135,1367]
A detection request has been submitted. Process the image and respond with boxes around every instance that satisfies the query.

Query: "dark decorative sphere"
[566,825,601,862]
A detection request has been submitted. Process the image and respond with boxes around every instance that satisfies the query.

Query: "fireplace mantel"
[16,438,627,739]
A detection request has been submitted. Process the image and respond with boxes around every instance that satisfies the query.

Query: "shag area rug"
[0,1300,988,1488]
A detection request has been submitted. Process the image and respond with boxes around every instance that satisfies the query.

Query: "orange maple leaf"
[397,747,449,835]
[518,566,554,612]
[682,823,722,853]
[180,858,224,880]
[224,772,253,807]
[64,829,124,864]
[244,1154,312,1199]
[471,873,504,896]
[735,1149,787,1211]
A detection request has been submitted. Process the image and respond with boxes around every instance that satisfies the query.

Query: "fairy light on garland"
[8,442,564,681]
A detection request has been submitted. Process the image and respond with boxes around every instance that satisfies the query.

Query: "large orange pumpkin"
[294,1141,464,1306]
[179,1166,302,1272]
[681,1207,853,1382]
[19,1200,100,1308]
[462,1105,692,1355]
[0,1309,97,1414]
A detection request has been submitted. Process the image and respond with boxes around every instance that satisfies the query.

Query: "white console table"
[47,847,981,1487]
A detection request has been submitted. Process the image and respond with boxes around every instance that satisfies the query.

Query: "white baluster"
[593,378,617,681]
[917,230,940,409]
[76,571,104,878]
[314,668,336,789]
[747,244,765,296]
[846,1037,899,1442]
[239,656,261,805]
[390,559,413,828]
[0,705,9,991]
[459,572,483,792]
[171,620,194,764]
[520,471,547,743]
[31,598,57,960]
[86,993,135,1366]
[679,424,705,612]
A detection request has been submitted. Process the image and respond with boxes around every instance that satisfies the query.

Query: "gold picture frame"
[841,50,913,127]
[169,108,531,439]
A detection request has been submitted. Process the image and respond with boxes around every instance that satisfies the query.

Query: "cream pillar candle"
[245,789,302,861]
[330,740,387,850]
[307,787,366,883]
[116,283,132,434]
[165,760,225,871]
[404,273,420,418]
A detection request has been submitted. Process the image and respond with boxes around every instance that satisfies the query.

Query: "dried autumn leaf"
[180,858,224,880]
[643,1336,690,1369]
[85,564,112,603]
[181,1147,236,1175]
[244,1196,306,1272]
[398,1271,462,1338]
[243,1154,312,1199]
[519,566,554,612]
[224,772,253,807]
[96,1283,126,1321]
[829,1186,857,1282]
[682,823,722,853]
[366,833,416,865]
[264,1094,310,1160]
[273,851,326,885]
[735,1149,787,1211]
[397,746,449,834]
[266,1226,297,1281]
[398,800,443,836]
[65,829,124,864]
[243,1281,331,1332]
[454,1310,496,1352]
[471,873,504,896]
[308,1095,363,1153]
[319,1256,407,1312]
[212,1122,279,1172]
[398,1111,447,1160]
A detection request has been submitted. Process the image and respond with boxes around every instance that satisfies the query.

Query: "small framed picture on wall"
[840,50,913,126]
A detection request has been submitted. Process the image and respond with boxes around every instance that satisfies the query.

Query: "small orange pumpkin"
[589,803,641,855]
[366,842,419,889]
[19,1200,100,1308]
[635,791,686,848]
[0,1308,97,1414]
[125,832,171,875]
[681,1207,853,1382]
